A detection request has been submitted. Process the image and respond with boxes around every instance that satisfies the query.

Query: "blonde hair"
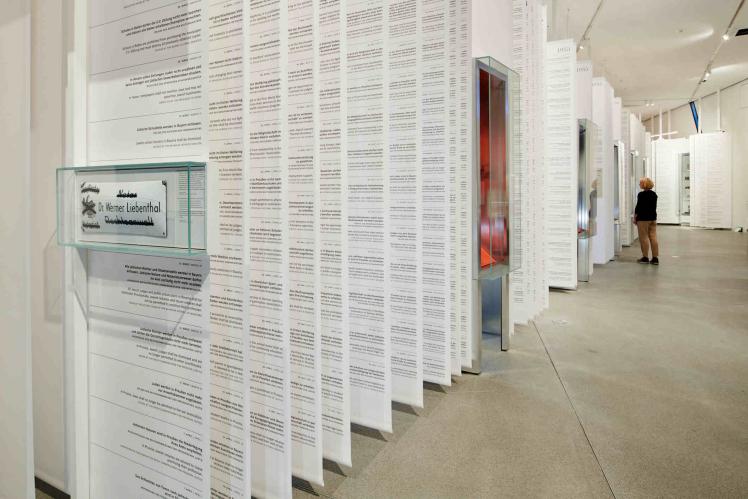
[640,177,654,190]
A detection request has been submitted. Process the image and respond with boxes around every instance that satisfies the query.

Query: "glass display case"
[577,119,598,282]
[679,152,691,224]
[613,141,624,255]
[474,56,519,279]
[630,150,642,242]
[471,56,519,361]
[57,162,206,255]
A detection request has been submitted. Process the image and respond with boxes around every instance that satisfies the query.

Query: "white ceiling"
[548,0,748,120]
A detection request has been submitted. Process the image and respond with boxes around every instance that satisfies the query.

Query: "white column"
[30,0,68,490]
[0,1,35,498]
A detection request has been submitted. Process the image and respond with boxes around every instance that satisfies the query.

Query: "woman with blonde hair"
[634,177,658,265]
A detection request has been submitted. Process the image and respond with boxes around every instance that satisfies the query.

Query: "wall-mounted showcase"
[57,162,207,256]
[472,56,519,359]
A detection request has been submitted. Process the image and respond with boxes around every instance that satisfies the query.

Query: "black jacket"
[635,190,657,221]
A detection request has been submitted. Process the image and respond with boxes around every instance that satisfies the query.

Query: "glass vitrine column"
[470,56,519,370]
[613,141,624,255]
[577,119,598,282]
[679,152,691,225]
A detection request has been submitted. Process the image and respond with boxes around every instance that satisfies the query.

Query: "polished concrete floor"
[294,226,748,498]
[35,226,748,498]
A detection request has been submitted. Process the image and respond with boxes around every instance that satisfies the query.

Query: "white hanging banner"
[286,0,324,485]
[510,0,550,323]
[207,0,252,496]
[458,0,473,369]
[448,0,462,376]
[592,77,614,265]
[545,39,578,290]
[346,0,393,433]
[536,3,549,311]
[386,0,423,406]
[87,0,207,164]
[85,1,237,497]
[510,0,529,324]
[316,0,353,467]
[420,0,451,386]
[690,132,732,229]
[245,0,294,496]
[87,253,211,499]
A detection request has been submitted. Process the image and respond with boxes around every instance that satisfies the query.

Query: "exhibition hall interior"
[2,0,748,497]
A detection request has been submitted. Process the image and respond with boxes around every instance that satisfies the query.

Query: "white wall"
[29,0,67,490]
[472,0,513,64]
[0,0,35,497]
[645,78,748,230]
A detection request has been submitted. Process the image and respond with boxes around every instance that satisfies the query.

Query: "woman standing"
[634,177,658,265]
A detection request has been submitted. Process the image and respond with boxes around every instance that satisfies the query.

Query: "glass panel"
[57,162,206,256]
[479,68,491,271]
[488,71,508,269]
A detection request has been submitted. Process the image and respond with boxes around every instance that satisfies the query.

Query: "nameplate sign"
[79,180,167,238]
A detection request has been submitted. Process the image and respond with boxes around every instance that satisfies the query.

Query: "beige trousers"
[637,221,658,258]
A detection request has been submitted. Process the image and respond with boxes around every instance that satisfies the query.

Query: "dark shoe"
[650,257,659,265]
[638,257,649,264]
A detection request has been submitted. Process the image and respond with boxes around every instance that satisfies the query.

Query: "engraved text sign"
[79,180,167,238]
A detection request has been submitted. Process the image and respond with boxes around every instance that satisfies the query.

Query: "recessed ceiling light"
[722,33,730,40]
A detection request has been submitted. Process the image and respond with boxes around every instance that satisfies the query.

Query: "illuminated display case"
[473,56,520,280]
[470,56,519,363]
[57,162,207,256]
